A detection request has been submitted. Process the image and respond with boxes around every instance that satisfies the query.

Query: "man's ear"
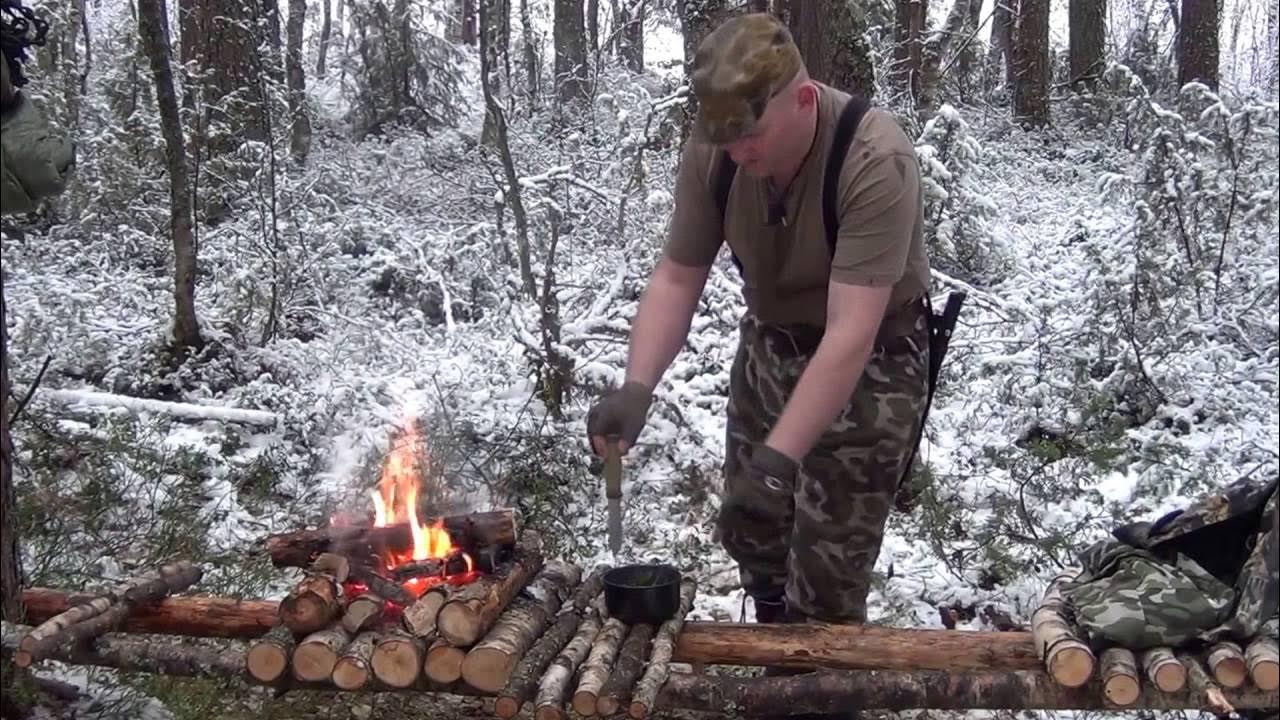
[797,82,818,110]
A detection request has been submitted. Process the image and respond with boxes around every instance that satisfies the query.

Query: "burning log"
[494,566,610,719]
[372,628,426,688]
[534,602,604,720]
[629,579,698,720]
[1030,570,1094,687]
[1179,651,1235,715]
[425,637,466,684]
[596,623,657,715]
[342,593,384,634]
[264,508,517,569]
[1100,647,1140,707]
[403,586,451,638]
[292,623,352,682]
[1208,641,1248,689]
[278,573,341,636]
[246,624,296,684]
[437,531,544,646]
[1140,647,1186,692]
[15,560,203,668]
[332,631,379,690]
[347,564,416,608]
[461,560,582,693]
[571,613,629,715]
[1246,635,1279,690]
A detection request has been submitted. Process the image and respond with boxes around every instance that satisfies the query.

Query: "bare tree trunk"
[917,0,972,117]
[139,0,204,352]
[555,0,588,102]
[987,0,1015,94]
[789,0,875,97]
[1269,0,1279,93]
[1178,0,1219,88]
[893,0,928,96]
[1012,0,1050,126]
[1069,0,1106,88]
[521,0,540,106]
[317,0,332,75]
[463,0,478,44]
[0,281,22,623]
[677,0,731,142]
[286,0,311,162]
[480,0,537,300]
[587,0,599,51]
[620,0,645,71]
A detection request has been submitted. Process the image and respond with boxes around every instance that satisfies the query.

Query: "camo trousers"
[719,300,929,624]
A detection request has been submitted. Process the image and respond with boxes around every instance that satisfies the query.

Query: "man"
[587,13,930,634]
[1,53,76,214]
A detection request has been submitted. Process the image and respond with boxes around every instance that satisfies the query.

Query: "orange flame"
[372,423,455,567]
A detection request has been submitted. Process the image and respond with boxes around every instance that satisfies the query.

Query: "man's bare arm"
[624,256,712,390]
[764,281,892,463]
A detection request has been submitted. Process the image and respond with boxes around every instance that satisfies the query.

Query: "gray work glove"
[585,381,653,455]
[717,444,799,531]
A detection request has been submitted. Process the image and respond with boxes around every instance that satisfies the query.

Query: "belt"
[746,294,928,359]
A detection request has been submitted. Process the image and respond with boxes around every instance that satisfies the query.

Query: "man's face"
[720,85,809,178]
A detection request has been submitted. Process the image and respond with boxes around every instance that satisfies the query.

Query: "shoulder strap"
[822,95,871,256]
[712,151,743,274]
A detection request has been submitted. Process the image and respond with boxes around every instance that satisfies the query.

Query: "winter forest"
[0,0,1277,714]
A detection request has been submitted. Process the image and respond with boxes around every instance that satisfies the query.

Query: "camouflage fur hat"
[690,13,803,145]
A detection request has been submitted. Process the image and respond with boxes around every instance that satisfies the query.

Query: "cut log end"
[1101,647,1140,707]
[1213,657,1249,689]
[493,695,521,719]
[437,603,483,647]
[1252,661,1279,692]
[425,639,466,684]
[246,642,290,683]
[571,690,599,717]
[1152,662,1188,693]
[1048,645,1094,687]
[462,646,518,693]
[1104,674,1140,706]
[332,658,370,690]
[1246,636,1279,691]
[372,634,424,689]
[534,706,565,720]
[292,644,341,682]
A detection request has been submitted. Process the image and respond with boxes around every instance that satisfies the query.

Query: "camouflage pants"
[719,300,929,624]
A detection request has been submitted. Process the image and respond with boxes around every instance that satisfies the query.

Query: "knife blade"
[604,440,622,554]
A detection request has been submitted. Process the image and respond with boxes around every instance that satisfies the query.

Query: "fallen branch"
[42,389,279,426]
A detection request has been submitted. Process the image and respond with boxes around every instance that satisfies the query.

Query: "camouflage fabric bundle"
[1061,476,1278,649]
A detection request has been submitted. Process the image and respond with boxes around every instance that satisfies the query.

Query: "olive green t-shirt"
[663,83,930,328]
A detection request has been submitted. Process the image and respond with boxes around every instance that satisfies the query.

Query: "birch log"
[342,593,384,634]
[629,579,698,719]
[1246,635,1278,691]
[534,605,604,720]
[332,631,378,690]
[246,624,295,683]
[494,566,609,719]
[461,560,581,692]
[571,613,629,716]
[1030,570,1093,687]
[596,622,657,715]
[278,573,340,636]
[1100,647,1140,706]
[1208,641,1248,689]
[292,623,351,682]
[425,636,466,684]
[1141,647,1186,693]
[437,531,545,646]
[371,628,426,688]
[402,586,449,637]
[15,560,203,668]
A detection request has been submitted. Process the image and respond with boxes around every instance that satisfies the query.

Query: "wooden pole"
[3,624,1276,712]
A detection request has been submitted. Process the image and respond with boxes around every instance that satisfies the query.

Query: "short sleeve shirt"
[662,83,930,328]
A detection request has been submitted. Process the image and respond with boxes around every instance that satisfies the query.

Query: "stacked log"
[1245,635,1279,691]
[14,560,203,668]
[437,531,545,646]
[1030,569,1094,688]
[629,579,698,719]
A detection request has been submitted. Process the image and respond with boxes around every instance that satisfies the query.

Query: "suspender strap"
[711,94,871,270]
[821,94,870,256]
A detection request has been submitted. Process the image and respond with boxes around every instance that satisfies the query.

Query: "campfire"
[255,423,527,689]
[337,423,480,605]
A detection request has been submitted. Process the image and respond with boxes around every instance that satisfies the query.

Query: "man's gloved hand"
[586,381,653,455]
[717,444,799,530]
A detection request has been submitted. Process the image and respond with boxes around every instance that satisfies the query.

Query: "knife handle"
[604,440,622,500]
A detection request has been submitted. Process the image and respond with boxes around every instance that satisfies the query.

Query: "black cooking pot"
[603,563,681,625]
